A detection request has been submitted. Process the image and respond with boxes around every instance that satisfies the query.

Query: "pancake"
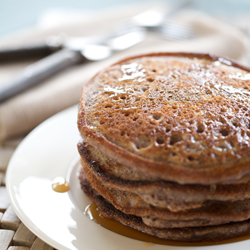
[78,141,250,212]
[78,53,250,185]
[80,171,250,242]
[77,52,250,242]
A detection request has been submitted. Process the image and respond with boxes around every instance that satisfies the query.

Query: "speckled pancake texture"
[77,52,250,242]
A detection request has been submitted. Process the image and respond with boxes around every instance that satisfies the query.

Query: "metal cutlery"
[0,24,146,62]
[0,27,146,103]
[150,20,194,40]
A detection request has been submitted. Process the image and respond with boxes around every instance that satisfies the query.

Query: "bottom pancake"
[79,171,250,242]
[81,156,250,228]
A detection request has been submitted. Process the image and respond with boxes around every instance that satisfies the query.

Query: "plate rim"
[5,105,79,250]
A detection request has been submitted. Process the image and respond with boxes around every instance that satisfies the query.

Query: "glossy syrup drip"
[85,203,250,246]
[52,177,70,193]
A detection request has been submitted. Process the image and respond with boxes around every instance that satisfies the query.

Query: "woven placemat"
[0,138,55,250]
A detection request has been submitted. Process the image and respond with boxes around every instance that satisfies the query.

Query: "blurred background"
[0,0,250,38]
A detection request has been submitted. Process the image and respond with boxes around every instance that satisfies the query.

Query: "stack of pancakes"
[77,52,250,242]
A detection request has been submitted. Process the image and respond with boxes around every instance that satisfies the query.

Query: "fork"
[118,19,195,41]
[121,0,195,40]
[149,20,195,40]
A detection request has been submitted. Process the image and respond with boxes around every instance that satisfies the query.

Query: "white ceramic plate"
[6,105,250,250]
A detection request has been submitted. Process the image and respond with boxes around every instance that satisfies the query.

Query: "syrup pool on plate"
[84,200,250,247]
[52,177,70,193]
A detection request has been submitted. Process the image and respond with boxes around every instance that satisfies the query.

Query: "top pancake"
[78,53,250,185]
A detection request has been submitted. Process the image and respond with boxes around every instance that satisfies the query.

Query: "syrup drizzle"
[52,177,70,193]
[85,203,250,246]
[119,63,146,82]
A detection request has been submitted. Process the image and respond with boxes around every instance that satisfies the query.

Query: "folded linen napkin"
[0,3,248,142]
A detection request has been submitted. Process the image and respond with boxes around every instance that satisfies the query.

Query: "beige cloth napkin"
[0,3,249,142]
